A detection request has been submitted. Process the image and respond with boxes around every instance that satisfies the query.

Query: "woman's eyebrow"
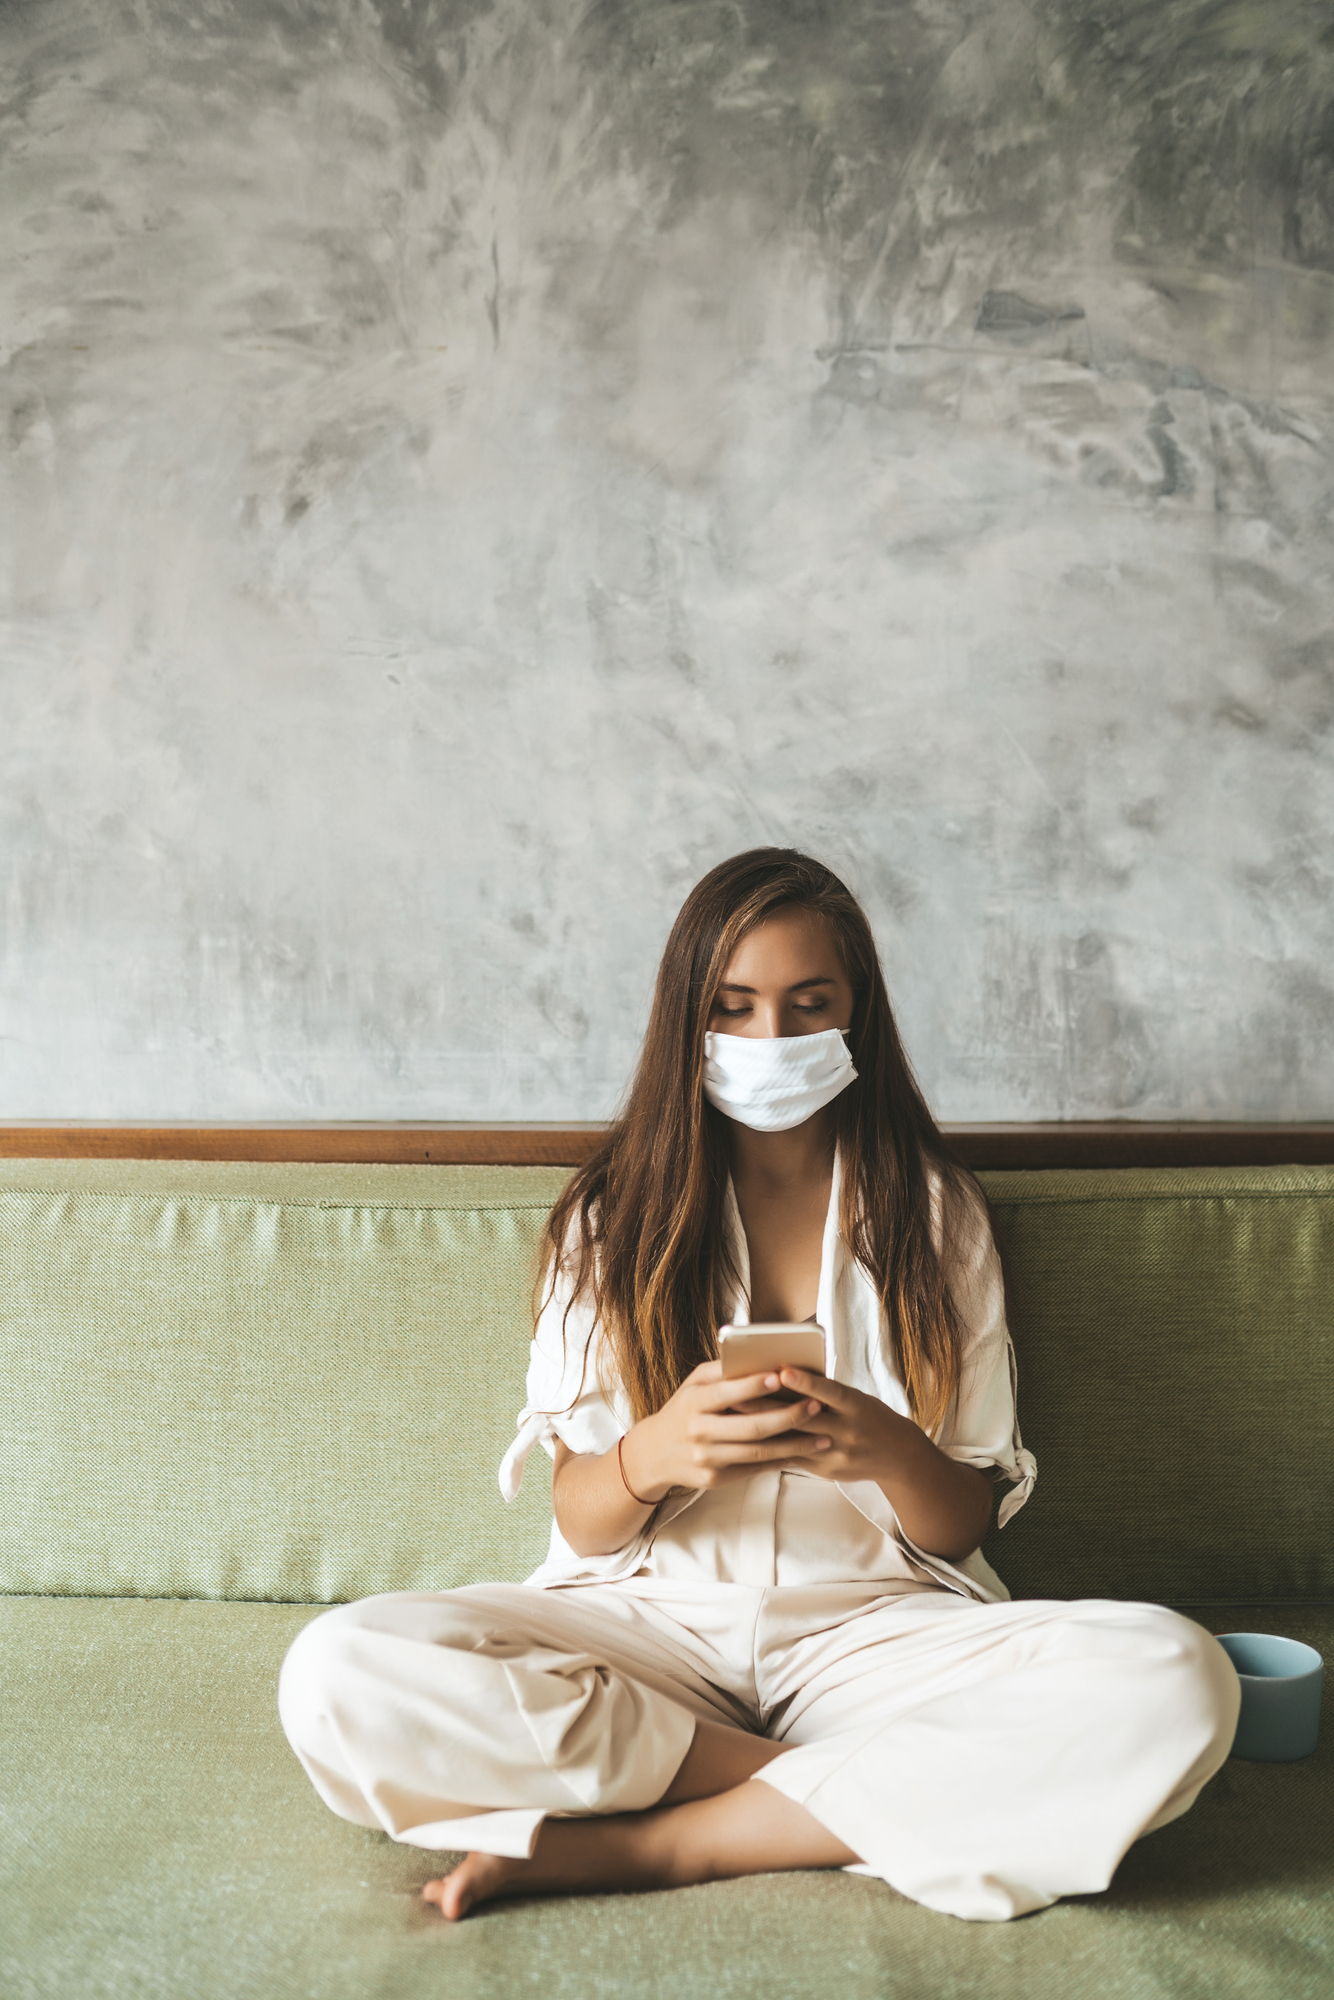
[716,975,836,993]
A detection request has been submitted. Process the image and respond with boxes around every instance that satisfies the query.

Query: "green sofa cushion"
[0,1161,566,1602]
[1,1594,1329,2000]
[2,1160,1331,1604]
[979,1168,1334,1604]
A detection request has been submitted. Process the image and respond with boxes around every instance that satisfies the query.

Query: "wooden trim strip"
[1,1123,1333,1169]
[952,1123,1334,1170]
[0,1124,605,1167]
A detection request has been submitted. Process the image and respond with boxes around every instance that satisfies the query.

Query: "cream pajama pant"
[279,1577,1240,1921]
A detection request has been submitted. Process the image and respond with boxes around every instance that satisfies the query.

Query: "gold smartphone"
[718,1323,826,1402]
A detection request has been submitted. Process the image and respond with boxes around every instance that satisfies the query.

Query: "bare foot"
[420,1782,857,1919]
[420,1722,794,1920]
[421,1851,528,1921]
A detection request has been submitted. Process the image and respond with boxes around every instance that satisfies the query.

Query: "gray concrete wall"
[2,0,1332,1121]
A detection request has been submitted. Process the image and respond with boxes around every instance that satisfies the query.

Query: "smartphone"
[718,1323,826,1402]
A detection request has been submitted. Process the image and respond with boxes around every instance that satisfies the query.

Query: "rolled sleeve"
[935,1189,1037,1528]
[497,1258,628,1500]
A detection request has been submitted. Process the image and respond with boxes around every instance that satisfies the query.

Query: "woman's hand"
[763,1369,900,1485]
[550,1360,831,1558]
[773,1368,994,1562]
[619,1359,832,1505]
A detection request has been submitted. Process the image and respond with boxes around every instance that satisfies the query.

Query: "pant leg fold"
[756,1601,1240,1922]
[279,1595,699,1852]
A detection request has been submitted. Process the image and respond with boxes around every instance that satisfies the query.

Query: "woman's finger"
[697,1433,834,1468]
[695,1398,824,1441]
[696,1369,784,1411]
[781,1408,841,1438]
[778,1367,853,1409]
[770,1451,843,1476]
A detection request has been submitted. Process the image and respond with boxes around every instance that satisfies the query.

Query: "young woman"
[279,849,1239,1923]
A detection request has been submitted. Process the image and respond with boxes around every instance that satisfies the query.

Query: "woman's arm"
[551,1361,833,1558]
[775,1368,993,1561]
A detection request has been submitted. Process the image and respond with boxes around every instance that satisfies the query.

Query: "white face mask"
[702,1026,858,1133]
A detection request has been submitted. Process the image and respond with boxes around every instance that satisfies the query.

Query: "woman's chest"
[734,1178,831,1322]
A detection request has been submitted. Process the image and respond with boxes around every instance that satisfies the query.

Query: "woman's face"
[708,909,855,1039]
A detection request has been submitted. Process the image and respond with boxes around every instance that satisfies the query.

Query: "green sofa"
[2,1156,1330,1999]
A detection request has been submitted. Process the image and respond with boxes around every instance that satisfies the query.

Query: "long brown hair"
[541,848,978,1435]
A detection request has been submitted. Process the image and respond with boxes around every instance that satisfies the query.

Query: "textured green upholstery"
[2,1159,1330,1605]
[0,1160,565,1600]
[978,1167,1334,1603]
[2,1594,1329,2000]
[2,1157,1331,2000]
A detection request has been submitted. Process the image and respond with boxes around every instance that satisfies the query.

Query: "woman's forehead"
[723,908,844,977]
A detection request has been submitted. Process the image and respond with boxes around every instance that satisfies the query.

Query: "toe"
[440,1873,475,1921]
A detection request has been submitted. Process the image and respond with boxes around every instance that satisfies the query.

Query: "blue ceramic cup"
[1217,1633,1323,1761]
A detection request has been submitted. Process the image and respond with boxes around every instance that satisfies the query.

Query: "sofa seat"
[3,1593,1330,2000]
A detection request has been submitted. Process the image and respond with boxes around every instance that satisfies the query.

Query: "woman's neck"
[727,1105,837,1196]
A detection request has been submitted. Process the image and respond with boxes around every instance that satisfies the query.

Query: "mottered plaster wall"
[2,0,1332,1121]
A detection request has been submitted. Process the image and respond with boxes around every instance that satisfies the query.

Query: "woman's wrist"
[866,1403,924,1484]
[618,1420,670,1507]
[871,1417,991,1557]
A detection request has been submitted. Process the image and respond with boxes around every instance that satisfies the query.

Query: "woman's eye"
[712,1003,749,1018]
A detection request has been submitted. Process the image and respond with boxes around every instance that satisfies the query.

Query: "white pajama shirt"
[280,1162,1239,1921]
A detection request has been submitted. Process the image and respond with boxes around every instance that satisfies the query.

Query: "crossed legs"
[280,1584,1240,1924]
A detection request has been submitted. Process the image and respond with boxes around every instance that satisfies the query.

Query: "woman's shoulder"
[542,1180,606,1288]
[922,1159,994,1267]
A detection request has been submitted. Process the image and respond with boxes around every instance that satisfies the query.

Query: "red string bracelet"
[617,1433,651,1507]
